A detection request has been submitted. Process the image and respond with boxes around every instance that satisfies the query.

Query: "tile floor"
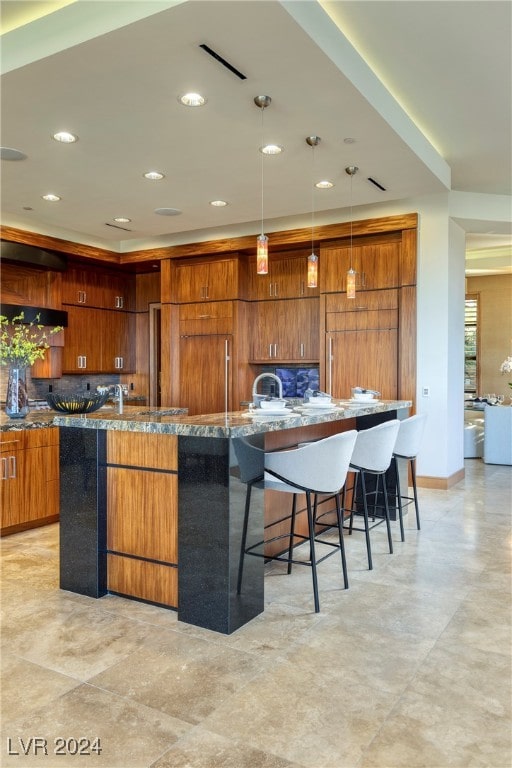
[1,459,511,768]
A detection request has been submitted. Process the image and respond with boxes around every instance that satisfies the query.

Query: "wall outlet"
[422,386,430,397]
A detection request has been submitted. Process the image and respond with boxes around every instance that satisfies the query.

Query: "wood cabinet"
[1,428,59,536]
[326,329,398,400]
[106,431,178,607]
[320,237,401,293]
[174,258,238,303]
[250,298,319,363]
[248,251,319,300]
[62,266,134,310]
[62,306,135,373]
[179,334,232,415]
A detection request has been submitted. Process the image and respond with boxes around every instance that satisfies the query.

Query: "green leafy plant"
[0,313,63,367]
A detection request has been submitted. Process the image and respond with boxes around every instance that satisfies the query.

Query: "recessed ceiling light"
[144,171,165,180]
[210,200,228,207]
[154,207,182,216]
[1,147,26,161]
[315,180,334,189]
[178,92,207,107]
[42,193,61,202]
[113,217,131,223]
[260,144,283,155]
[52,131,78,143]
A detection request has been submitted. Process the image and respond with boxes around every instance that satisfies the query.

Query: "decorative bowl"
[260,399,287,410]
[304,397,332,408]
[351,393,376,401]
[46,391,110,414]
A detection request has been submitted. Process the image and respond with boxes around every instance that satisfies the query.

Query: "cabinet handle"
[78,355,87,369]
[328,337,333,395]
[269,344,273,358]
[117,357,124,369]
[269,283,273,298]
[9,455,16,479]
[300,343,304,358]
[205,286,209,299]
[274,283,278,297]
[224,339,230,414]
[361,271,366,288]
[301,281,305,296]
[78,290,87,303]
[1,457,7,481]
[273,343,277,357]
[115,296,124,308]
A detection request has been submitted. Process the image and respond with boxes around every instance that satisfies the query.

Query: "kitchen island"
[54,400,411,634]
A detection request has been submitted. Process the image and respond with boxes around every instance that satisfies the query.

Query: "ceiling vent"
[199,44,247,80]
[367,177,387,192]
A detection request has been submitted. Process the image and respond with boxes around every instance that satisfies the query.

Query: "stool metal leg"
[394,456,405,542]
[359,471,373,570]
[335,493,349,589]
[380,473,393,555]
[410,458,421,530]
[305,490,320,613]
[237,484,252,594]
[287,494,297,575]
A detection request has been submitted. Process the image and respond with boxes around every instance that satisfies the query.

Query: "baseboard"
[0,514,59,537]
[416,467,465,490]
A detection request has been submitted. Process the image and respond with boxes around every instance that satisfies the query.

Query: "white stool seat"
[346,420,400,570]
[235,431,357,613]
[393,414,427,539]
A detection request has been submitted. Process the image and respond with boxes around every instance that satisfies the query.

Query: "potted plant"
[500,355,512,396]
[0,312,62,418]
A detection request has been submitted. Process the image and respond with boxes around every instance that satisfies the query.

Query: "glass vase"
[5,366,29,418]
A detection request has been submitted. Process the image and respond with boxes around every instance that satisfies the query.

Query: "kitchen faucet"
[252,372,283,401]
[114,383,124,415]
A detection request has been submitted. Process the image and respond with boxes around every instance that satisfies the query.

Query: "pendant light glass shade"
[346,267,356,299]
[255,95,271,275]
[307,253,318,288]
[306,135,321,289]
[345,165,358,299]
[257,234,269,274]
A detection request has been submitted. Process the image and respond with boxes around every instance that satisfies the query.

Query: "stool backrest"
[265,430,358,494]
[350,419,400,473]
[233,437,264,484]
[393,414,427,459]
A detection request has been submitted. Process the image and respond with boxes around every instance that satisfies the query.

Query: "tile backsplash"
[0,368,122,402]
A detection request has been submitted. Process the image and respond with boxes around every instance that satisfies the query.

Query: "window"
[464,294,479,394]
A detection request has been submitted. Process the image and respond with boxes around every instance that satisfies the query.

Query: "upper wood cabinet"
[250,298,319,363]
[179,301,233,336]
[174,258,238,303]
[62,306,135,373]
[62,266,135,310]
[320,236,401,293]
[247,251,319,300]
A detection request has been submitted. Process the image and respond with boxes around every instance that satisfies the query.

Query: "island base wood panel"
[107,555,177,607]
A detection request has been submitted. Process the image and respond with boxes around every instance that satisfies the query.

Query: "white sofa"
[464,409,485,458]
[483,405,512,465]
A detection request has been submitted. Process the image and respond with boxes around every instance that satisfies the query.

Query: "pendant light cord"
[260,106,265,236]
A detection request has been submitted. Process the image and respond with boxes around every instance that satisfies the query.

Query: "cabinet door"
[62,306,103,372]
[179,335,231,415]
[0,438,21,529]
[62,267,102,306]
[250,299,319,363]
[101,310,135,372]
[248,255,318,300]
[326,330,398,400]
[100,273,135,311]
[321,240,400,293]
[176,259,237,302]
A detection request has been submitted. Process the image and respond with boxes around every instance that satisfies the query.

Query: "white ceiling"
[0,0,510,271]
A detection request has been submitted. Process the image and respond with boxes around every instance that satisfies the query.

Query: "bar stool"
[346,419,400,570]
[235,431,357,613]
[392,414,426,540]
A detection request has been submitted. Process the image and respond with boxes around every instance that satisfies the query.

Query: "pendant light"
[345,165,358,299]
[306,135,320,288]
[254,95,271,274]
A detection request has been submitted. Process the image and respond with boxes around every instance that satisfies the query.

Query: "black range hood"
[0,240,67,271]
[1,303,68,328]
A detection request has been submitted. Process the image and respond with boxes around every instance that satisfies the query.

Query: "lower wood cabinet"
[326,329,398,400]
[179,334,232,416]
[0,427,59,535]
[106,431,178,607]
